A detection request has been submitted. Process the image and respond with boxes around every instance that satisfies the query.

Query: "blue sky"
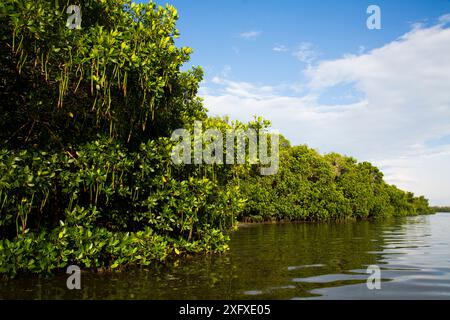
[144,0,450,205]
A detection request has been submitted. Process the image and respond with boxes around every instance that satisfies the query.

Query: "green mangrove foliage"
[237,143,433,222]
[0,0,432,276]
[0,0,243,276]
[0,0,205,148]
[0,138,239,276]
[431,206,450,213]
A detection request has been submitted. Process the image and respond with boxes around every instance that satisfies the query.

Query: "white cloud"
[410,21,426,31]
[273,44,288,52]
[210,77,277,99]
[438,13,450,25]
[239,30,262,40]
[358,46,366,55]
[202,22,450,205]
[220,65,232,78]
[293,42,318,64]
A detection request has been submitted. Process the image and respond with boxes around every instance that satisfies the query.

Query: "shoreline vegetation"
[431,207,450,213]
[0,0,433,277]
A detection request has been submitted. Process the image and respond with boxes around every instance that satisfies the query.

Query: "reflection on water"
[1,213,450,300]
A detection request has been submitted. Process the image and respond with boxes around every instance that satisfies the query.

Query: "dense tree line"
[0,0,432,276]
[431,207,450,212]
[236,142,433,222]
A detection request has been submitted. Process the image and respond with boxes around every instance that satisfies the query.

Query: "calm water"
[1,213,450,300]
